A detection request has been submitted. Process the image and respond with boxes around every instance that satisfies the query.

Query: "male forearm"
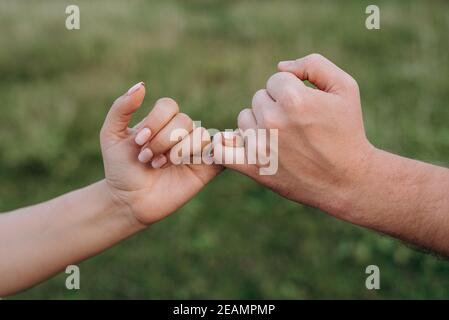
[341,149,449,255]
[0,180,145,296]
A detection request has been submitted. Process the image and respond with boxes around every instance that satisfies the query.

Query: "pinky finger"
[167,127,211,165]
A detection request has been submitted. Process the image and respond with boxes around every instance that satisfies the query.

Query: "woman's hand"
[100,82,222,225]
[0,82,222,296]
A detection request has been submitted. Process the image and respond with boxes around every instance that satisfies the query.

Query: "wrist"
[98,180,148,232]
[322,143,382,225]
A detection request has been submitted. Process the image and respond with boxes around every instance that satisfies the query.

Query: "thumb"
[102,82,146,139]
[278,54,356,95]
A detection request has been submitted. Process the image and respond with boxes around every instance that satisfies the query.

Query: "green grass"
[1,0,449,299]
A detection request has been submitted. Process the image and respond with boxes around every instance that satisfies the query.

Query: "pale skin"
[215,53,449,256]
[0,82,221,296]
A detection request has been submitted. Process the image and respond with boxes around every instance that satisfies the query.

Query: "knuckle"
[238,109,256,130]
[238,108,252,121]
[277,71,296,79]
[266,73,279,88]
[238,108,252,119]
[176,112,193,128]
[278,87,302,108]
[267,72,292,87]
[306,53,325,65]
[156,97,179,114]
[252,89,266,107]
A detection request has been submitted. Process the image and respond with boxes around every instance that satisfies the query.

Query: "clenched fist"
[101,82,222,225]
[215,54,376,219]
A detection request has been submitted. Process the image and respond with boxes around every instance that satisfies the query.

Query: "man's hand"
[215,54,449,256]
[214,54,376,218]
[101,82,222,225]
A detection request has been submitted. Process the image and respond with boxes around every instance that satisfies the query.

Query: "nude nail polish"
[135,128,151,146]
[127,82,144,95]
[138,148,153,163]
[151,155,167,169]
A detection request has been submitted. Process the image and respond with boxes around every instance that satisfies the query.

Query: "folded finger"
[168,127,211,165]
[148,112,194,157]
[134,97,179,147]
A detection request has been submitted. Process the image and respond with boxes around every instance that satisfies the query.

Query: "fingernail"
[138,148,153,163]
[151,155,167,169]
[127,81,144,95]
[278,60,294,68]
[135,128,151,146]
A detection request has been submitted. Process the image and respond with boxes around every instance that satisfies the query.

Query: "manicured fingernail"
[127,81,144,95]
[135,128,151,146]
[151,155,167,169]
[138,148,153,163]
[278,60,294,68]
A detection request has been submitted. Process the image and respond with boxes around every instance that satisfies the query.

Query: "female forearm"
[344,149,449,255]
[0,180,145,296]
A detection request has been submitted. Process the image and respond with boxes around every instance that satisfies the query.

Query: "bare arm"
[0,181,142,296]
[216,53,449,256]
[345,149,449,255]
[0,82,220,296]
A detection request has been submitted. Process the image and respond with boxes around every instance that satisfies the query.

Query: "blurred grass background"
[1,0,448,299]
